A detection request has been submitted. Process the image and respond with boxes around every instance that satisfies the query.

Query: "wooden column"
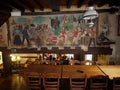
[2,48,12,77]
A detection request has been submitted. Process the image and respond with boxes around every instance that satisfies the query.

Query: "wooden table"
[97,65,120,79]
[24,64,62,77]
[24,64,120,79]
[62,65,105,78]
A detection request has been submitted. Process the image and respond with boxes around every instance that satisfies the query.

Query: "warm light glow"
[16,56,21,61]
[0,51,3,64]
[11,55,16,62]
[85,54,93,65]
[10,54,21,62]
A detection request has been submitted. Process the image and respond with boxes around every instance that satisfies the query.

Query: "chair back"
[25,72,41,90]
[43,73,60,90]
[69,73,87,90]
[90,75,109,90]
[113,77,120,90]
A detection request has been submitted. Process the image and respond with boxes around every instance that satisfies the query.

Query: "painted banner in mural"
[10,14,97,50]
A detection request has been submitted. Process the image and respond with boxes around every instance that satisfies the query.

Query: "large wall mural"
[0,23,7,47]
[9,14,98,50]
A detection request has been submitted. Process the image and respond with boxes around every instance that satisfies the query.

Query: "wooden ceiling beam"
[77,0,85,8]
[0,1,14,10]
[21,8,116,16]
[67,0,73,8]
[15,0,34,12]
[97,0,108,7]
[0,10,10,15]
[109,0,120,7]
[30,0,44,11]
[93,0,100,4]
[3,0,25,12]
[0,5,12,12]
[88,0,94,6]
[50,0,60,12]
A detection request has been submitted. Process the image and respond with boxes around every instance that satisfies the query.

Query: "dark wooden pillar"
[74,54,84,61]
[2,48,12,77]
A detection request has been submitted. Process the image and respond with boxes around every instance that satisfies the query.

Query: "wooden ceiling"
[0,0,119,12]
[0,0,119,26]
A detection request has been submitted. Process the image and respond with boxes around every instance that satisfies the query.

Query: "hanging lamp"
[83,6,98,20]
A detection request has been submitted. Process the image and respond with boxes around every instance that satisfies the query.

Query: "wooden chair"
[43,73,60,90]
[90,75,109,90]
[25,72,41,90]
[113,77,120,90]
[69,73,87,90]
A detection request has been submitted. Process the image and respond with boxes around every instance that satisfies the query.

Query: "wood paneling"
[9,47,113,55]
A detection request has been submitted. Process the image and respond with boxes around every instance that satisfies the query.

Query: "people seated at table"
[33,59,41,64]
[24,55,84,66]
[40,59,51,64]
[24,59,33,68]
[62,56,70,65]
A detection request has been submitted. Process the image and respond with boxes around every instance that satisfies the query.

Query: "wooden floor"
[0,73,113,90]
[0,74,27,90]
[1,65,119,90]
[0,74,70,90]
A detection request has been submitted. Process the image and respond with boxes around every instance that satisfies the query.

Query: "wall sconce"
[11,11,21,16]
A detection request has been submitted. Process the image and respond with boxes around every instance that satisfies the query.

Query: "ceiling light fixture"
[83,6,98,20]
